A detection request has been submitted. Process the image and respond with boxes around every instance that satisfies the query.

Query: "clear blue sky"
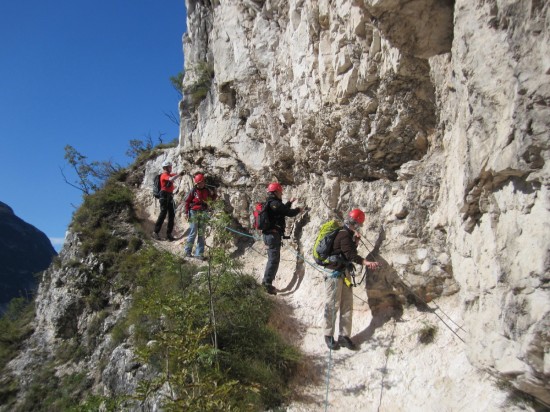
[0,1,186,251]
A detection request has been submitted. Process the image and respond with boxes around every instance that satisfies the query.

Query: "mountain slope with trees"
[0,201,56,311]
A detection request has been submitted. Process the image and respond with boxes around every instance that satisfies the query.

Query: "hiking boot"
[263,283,277,295]
[196,255,207,261]
[185,252,192,258]
[166,234,175,242]
[338,335,358,350]
[152,231,160,240]
[324,335,340,350]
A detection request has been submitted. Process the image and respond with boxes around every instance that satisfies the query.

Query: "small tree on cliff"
[60,145,122,196]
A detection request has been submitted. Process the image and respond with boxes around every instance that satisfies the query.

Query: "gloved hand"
[362,260,381,270]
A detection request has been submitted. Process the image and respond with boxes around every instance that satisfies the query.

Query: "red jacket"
[160,172,177,194]
[184,186,216,215]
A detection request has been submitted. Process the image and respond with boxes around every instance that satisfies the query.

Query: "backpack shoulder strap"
[184,187,196,202]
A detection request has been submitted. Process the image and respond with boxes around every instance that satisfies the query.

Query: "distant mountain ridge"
[0,200,56,310]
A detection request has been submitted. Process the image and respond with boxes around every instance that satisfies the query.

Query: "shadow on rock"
[268,298,325,407]
[278,209,311,295]
[353,228,412,344]
[278,251,306,295]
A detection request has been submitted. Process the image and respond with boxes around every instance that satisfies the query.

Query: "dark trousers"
[262,232,281,286]
[154,194,175,235]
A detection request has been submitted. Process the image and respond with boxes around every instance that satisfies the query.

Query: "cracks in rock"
[522,145,546,169]
[366,0,454,58]
[218,82,237,108]
[461,168,539,233]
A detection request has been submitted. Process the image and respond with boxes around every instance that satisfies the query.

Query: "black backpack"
[152,174,161,198]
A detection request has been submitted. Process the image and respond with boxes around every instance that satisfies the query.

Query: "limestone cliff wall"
[178,0,549,406]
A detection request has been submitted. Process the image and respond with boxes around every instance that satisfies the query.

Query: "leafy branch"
[61,145,121,195]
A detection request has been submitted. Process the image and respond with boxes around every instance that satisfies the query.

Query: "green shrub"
[81,225,111,254]
[184,61,214,104]
[110,321,130,346]
[13,166,298,411]
[20,367,92,411]
[127,138,178,172]
[0,298,35,407]
[66,259,84,269]
[52,255,63,269]
[56,338,86,363]
[0,298,35,370]
[0,374,18,407]
[418,322,437,344]
[17,362,58,411]
[72,182,134,233]
[128,236,143,253]
[120,205,300,410]
[78,394,127,412]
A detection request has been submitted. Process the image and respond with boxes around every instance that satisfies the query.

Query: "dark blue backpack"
[152,174,162,199]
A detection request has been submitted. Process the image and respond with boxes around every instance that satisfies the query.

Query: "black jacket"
[263,193,300,234]
[325,226,363,270]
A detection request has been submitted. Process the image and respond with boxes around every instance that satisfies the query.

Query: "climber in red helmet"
[183,173,217,260]
[323,208,381,350]
[153,160,185,241]
[261,182,302,295]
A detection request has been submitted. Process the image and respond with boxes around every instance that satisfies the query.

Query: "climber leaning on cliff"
[323,209,381,350]
[153,161,185,241]
[261,182,302,295]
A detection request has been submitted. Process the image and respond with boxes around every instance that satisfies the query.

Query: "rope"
[391,273,466,341]
[282,244,338,276]
[219,225,343,409]
[223,225,335,275]
[219,226,344,409]
[358,238,467,342]
[215,223,467,409]
[224,226,260,240]
[222,224,466,343]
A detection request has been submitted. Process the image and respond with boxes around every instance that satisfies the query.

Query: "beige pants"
[323,270,353,337]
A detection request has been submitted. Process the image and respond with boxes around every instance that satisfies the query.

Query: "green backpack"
[313,220,343,266]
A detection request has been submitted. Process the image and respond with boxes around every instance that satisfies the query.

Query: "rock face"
[178,0,549,407]
[0,201,56,310]
[5,1,548,410]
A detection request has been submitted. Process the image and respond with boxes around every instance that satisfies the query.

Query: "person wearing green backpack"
[322,209,381,350]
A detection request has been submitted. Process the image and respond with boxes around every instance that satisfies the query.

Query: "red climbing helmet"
[348,209,366,225]
[194,173,205,184]
[267,182,283,193]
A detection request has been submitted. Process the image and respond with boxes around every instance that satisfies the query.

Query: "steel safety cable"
[357,237,467,339]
